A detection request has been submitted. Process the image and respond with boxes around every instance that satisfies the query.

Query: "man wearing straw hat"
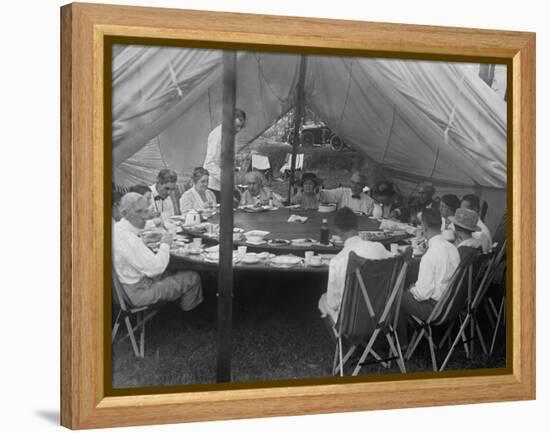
[450,207,483,259]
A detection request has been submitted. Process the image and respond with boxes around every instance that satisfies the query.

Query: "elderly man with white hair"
[113,192,203,310]
[239,171,284,208]
[319,171,374,215]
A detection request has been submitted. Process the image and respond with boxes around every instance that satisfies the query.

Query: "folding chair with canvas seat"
[280,153,304,180]
[437,249,499,370]
[111,270,161,358]
[330,252,408,377]
[404,249,479,371]
[483,241,507,355]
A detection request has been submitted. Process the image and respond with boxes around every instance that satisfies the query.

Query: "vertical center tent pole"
[287,55,308,202]
[216,51,237,383]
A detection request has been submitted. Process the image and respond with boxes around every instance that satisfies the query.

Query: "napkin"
[288,214,308,223]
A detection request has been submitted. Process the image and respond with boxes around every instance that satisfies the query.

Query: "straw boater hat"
[449,208,481,232]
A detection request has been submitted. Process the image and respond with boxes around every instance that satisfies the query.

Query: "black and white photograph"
[110,44,508,388]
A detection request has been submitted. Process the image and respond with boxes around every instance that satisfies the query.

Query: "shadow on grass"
[112,271,506,389]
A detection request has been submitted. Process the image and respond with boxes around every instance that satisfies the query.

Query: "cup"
[411,238,419,248]
[304,250,314,265]
[390,243,399,254]
[237,245,247,259]
[309,256,322,266]
[192,237,202,248]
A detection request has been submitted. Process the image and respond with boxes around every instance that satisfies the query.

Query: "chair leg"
[427,328,438,372]
[386,333,406,373]
[439,323,454,349]
[490,296,505,355]
[475,321,488,355]
[352,330,379,376]
[440,316,470,371]
[139,311,145,358]
[124,316,140,357]
[112,311,121,343]
[405,328,424,360]
[338,338,344,377]
[332,345,339,375]
[392,330,407,373]
[484,301,496,329]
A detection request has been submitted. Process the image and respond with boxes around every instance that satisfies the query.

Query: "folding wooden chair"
[111,270,160,358]
[330,253,408,376]
[483,241,507,355]
[404,249,479,371]
[437,250,499,370]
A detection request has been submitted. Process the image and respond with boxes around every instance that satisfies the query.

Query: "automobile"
[286,123,347,150]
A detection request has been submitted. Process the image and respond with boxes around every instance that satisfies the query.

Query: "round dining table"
[168,208,413,274]
[181,208,411,255]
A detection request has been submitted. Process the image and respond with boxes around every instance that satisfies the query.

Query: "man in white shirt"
[318,207,393,323]
[113,193,203,310]
[461,194,492,253]
[239,171,284,208]
[149,169,179,218]
[397,207,460,346]
[203,109,246,202]
[320,172,374,215]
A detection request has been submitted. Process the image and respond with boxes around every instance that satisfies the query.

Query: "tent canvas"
[111,45,507,231]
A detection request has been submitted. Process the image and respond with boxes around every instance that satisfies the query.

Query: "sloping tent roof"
[112,45,507,229]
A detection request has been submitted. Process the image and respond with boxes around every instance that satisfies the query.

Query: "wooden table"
[182,208,411,256]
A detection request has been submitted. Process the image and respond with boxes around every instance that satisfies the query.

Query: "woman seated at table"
[372,181,403,219]
[179,167,217,213]
[240,171,284,208]
[290,172,321,209]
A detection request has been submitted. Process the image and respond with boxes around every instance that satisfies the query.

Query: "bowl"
[318,203,336,213]
[244,230,269,243]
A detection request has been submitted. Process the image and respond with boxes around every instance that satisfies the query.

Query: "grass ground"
[112,270,506,388]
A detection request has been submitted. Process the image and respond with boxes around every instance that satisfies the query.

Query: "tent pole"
[216,51,237,383]
[287,55,308,202]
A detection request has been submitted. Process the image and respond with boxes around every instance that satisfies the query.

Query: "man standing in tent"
[149,169,179,218]
[203,109,247,202]
[319,172,374,215]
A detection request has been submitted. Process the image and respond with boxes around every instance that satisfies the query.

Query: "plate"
[308,261,325,267]
[240,205,269,213]
[291,238,318,246]
[241,254,260,265]
[268,239,291,246]
[270,255,303,266]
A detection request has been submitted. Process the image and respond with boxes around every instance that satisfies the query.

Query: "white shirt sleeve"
[320,188,344,204]
[410,250,437,301]
[203,126,222,186]
[179,190,195,213]
[122,235,170,278]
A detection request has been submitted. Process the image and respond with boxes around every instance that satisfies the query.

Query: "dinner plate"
[308,261,325,267]
[240,206,269,213]
[270,255,303,266]
[268,239,291,246]
[291,238,318,246]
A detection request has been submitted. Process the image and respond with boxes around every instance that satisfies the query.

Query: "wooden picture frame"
[60,2,535,429]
